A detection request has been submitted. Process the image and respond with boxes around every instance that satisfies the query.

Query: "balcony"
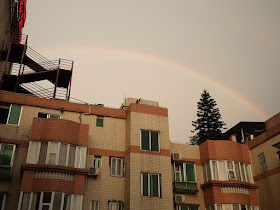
[174,181,199,194]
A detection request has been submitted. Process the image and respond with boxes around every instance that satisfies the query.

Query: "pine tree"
[191,89,226,145]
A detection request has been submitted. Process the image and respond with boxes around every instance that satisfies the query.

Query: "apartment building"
[0,92,261,210]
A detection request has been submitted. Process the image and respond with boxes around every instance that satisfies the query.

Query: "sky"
[23,0,280,144]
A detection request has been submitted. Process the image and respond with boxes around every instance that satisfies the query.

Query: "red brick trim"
[0,138,29,148]
[127,145,170,157]
[88,148,125,157]
[254,166,280,182]
[30,118,89,147]
[0,91,126,119]
[201,180,258,190]
[127,103,168,117]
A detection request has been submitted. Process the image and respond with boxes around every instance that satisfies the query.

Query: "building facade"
[0,92,261,210]
[248,113,280,210]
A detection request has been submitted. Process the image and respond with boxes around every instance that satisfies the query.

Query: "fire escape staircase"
[0,34,73,100]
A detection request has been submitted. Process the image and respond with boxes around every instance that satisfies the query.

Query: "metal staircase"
[0,33,73,101]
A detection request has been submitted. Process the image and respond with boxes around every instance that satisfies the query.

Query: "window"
[175,205,198,210]
[140,130,159,152]
[202,160,254,183]
[0,143,16,175]
[108,201,122,210]
[277,151,280,165]
[173,162,197,189]
[96,117,103,127]
[206,204,259,210]
[38,112,61,118]
[174,163,182,182]
[258,153,267,172]
[18,191,83,210]
[26,141,86,168]
[0,104,22,125]
[0,194,6,210]
[91,201,99,210]
[141,173,161,197]
[202,161,211,182]
[93,156,102,168]
[227,161,236,180]
[110,157,123,177]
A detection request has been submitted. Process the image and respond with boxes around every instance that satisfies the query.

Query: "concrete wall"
[250,133,280,210]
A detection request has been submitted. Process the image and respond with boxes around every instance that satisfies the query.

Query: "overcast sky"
[24,0,280,143]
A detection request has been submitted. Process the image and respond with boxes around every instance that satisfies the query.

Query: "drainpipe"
[79,104,92,123]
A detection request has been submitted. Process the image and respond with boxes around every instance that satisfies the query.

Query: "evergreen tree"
[191,89,226,145]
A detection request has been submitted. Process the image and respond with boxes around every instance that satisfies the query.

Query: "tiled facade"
[248,113,280,210]
[0,92,261,210]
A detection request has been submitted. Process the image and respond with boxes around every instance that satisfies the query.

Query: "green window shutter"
[50,114,60,118]
[186,163,196,182]
[0,144,14,166]
[190,206,198,210]
[181,206,189,210]
[151,131,159,151]
[142,173,148,196]
[150,174,159,197]
[141,131,149,150]
[96,118,103,127]
[7,105,22,125]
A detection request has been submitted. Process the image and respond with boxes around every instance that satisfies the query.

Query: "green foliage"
[191,89,226,145]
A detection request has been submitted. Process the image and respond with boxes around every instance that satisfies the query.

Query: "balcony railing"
[174,181,198,194]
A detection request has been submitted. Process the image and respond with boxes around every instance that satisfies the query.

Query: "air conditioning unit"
[175,195,185,203]
[88,167,100,176]
[172,153,181,160]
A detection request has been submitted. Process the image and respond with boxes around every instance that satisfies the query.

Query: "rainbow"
[39,46,268,119]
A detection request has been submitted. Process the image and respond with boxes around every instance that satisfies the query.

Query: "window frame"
[0,143,16,168]
[26,141,86,169]
[258,152,267,173]
[93,156,102,168]
[140,130,160,152]
[38,112,61,119]
[0,193,6,210]
[176,205,198,210]
[90,201,99,210]
[202,160,254,184]
[141,173,161,197]
[277,151,280,165]
[0,104,23,126]
[174,162,182,182]
[226,161,236,180]
[110,157,124,177]
[17,191,83,210]
[96,116,104,127]
[108,201,122,210]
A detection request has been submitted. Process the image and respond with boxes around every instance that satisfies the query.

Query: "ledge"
[200,180,258,190]
[21,163,89,175]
